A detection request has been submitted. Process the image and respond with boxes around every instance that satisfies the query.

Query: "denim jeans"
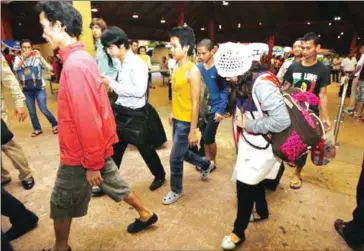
[170,119,210,194]
[23,89,57,131]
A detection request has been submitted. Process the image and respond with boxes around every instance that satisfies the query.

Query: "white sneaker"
[162,191,183,205]
[201,160,215,181]
[221,236,237,250]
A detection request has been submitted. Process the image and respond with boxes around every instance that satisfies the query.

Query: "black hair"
[36,2,82,39]
[20,39,32,47]
[197,39,215,51]
[137,46,147,54]
[227,61,269,113]
[130,40,139,46]
[302,32,320,46]
[101,26,130,50]
[3,48,9,54]
[169,26,195,56]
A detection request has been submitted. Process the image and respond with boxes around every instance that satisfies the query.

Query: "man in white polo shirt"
[340,53,357,98]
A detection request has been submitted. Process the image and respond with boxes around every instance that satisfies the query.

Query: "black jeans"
[233,181,268,239]
[1,188,38,251]
[339,72,353,98]
[332,70,340,83]
[343,156,364,246]
[112,140,166,180]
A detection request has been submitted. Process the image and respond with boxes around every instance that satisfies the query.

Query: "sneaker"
[201,161,215,181]
[343,108,355,115]
[162,191,183,205]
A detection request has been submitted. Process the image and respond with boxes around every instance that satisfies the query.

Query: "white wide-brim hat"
[215,42,253,78]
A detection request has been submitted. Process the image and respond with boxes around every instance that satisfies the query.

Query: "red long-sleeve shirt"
[58,43,118,170]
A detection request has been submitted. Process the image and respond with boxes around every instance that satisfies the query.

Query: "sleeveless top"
[172,61,194,122]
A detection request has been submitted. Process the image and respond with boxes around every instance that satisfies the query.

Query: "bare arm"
[282,81,292,91]
[319,86,330,128]
[187,65,201,145]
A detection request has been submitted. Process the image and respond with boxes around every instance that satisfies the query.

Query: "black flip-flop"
[31,131,43,137]
[127,213,158,233]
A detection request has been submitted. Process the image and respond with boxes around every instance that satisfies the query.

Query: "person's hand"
[34,50,41,59]
[14,107,27,122]
[86,170,103,186]
[188,131,198,147]
[100,74,110,87]
[322,119,331,131]
[168,113,173,127]
[236,111,246,129]
[214,113,224,122]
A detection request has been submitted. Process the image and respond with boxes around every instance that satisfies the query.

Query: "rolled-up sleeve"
[245,82,291,134]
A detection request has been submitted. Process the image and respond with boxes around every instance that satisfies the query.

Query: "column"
[1,4,13,40]
[267,35,275,62]
[73,1,95,56]
[350,32,358,54]
[177,2,184,26]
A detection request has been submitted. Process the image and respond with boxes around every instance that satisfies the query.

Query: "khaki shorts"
[50,158,130,221]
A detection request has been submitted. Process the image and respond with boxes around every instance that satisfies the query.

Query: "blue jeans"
[170,119,210,194]
[23,89,57,131]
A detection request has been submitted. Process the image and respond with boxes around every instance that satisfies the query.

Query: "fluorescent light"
[307,22,311,25]
[222,1,229,6]
[318,34,321,37]
[161,18,166,24]
[358,37,361,40]
[132,13,138,18]
[338,36,341,39]
[201,27,205,31]
[329,22,332,26]
[183,22,187,27]
[337,16,341,20]
[219,25,222,29]
[91,8,98,12]
[238,23,241,28]
[341,32,344,35]
[259,22,262,26]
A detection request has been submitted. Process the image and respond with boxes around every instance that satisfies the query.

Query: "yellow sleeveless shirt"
[172,61,194,122]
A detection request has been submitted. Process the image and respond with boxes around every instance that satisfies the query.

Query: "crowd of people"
[1,1,364,251]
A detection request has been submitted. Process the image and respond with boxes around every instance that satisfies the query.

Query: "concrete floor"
[2,74,363,250]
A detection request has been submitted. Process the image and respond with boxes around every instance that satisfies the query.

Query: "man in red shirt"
[37,2,158,250]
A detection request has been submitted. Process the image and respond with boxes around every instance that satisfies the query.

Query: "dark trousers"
[112,140,165,180]
[339,72,353,98]
[168,81,172,101]
[332,70,340,83]
[233,181,268,239]
[343,156,364,245]
[1,188,38,251]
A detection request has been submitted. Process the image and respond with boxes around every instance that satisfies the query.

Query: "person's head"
[20,39,32,55]
[3,48,9,55]
[101,26,130,60]
[168,53,173,59]
[359,45,364,55]
[292,38,303,57]
[130,40,139,54]
[196,39,215,64]
[90,18,107,40]
[37,2,82,50]
[301,32,321,60]
[161,56,167,62]
[169,26,195,61]
[137,46,147,55]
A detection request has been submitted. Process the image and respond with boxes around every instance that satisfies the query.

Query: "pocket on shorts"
[51,188,84,209]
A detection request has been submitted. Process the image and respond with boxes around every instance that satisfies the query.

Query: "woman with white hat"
[215,43,291,249]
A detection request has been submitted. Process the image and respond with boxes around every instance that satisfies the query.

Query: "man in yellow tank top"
[162,26,215,205]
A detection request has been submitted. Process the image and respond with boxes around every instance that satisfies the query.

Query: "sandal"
[290,178,303,190]
[250,210,268,222]
[162,191,183,205]
[31,131,43,137]
[52,126,58,134]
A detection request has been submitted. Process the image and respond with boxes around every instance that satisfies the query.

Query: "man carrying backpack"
[283,32,331,189]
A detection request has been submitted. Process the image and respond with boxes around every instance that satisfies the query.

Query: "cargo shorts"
[356,80,364,102]
[50,158,131,221]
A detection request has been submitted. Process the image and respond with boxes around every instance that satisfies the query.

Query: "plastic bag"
[311,130,336,166]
